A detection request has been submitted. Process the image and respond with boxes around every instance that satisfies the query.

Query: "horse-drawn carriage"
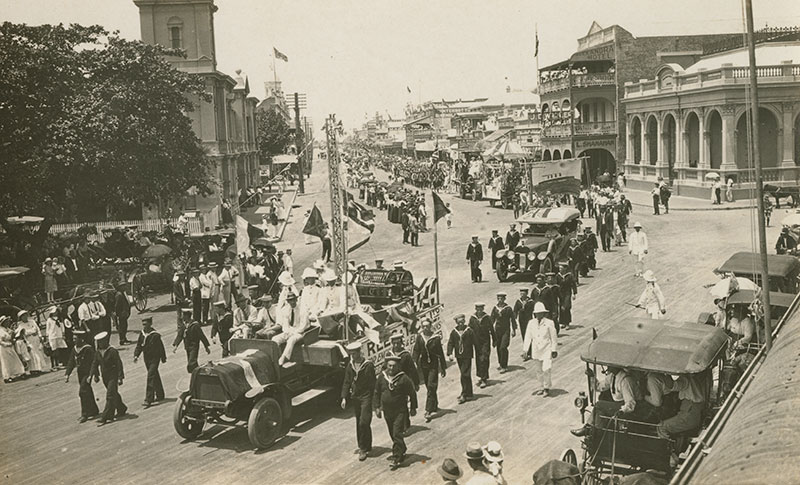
[558,318,728,483]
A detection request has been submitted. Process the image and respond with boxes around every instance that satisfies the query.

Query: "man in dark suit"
[466,235,483,283]
[133,317,167,407]
[487,230,504,270]
[91,331,127,426]
[340,342,376,462]
[172,311,210,373]
[412,319,446,423]
[557,262,577,333]
[211,300,234,357]
[114,285,131,346]
[468,302,492,388]
[446,314,475,403]
[64,330,99,422]
[596,205,613,252]
[584,228,598,270]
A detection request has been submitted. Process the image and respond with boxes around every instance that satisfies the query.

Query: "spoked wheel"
[131,272,148,312]
[247,396,285,449]
[173,391,205,440]
[497,261,509,282]
[560,448,578,466]
[540,256,553,275]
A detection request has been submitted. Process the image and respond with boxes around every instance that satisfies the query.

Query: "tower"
[133,0,218,74]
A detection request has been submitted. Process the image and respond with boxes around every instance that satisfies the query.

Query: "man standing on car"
[341,342,376,462]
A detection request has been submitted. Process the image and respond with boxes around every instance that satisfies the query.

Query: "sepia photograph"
[1,0,800,483]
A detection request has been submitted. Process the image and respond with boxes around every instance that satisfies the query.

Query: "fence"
[48,218,203,243]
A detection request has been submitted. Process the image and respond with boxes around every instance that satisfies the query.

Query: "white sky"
[2,0,799,131]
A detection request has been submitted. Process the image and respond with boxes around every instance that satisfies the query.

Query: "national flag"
[302,205,326,238]
[235,215,265,255]
[407,86,412,93]
[534,28,539,58]
[343,191,375,252]
[432,191,450,223]
[273,47,288,62]
[413,278,439,313]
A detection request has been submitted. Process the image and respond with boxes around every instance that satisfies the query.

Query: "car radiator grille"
[194,374,227,403]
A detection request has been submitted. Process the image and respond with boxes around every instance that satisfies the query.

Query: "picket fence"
[49,218,204,243]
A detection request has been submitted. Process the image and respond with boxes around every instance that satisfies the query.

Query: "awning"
[272,154,297,165]
[483,128,513,143]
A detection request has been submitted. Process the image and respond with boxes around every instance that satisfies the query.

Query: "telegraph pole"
[745,0,772,351]
[293,92,305,194]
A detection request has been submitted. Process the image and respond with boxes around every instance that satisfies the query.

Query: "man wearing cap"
[373,354,417,470]
[541,273,561,332]
[374,259,384,270]
[189,268,202,322]
[487,230,504,270]
[530,273,547,304]
[172,312,210,373]
[491,292,516,373]
[505,223,520,251]
[466,236,483,283]
[513,288,534,350]
[273,292,308,367]
[557,262,577,331]
[636,270,666,319]
[64,330,99,422]
[412,318,446,422]
[447,314,475,403]
[584,227,598,270]
[91,332,127,425]
[133,317,167,407]
[211,301,234,356]
[464,442,495,485]
[628,222,649,277]
[173,270,189,320]
[340,342,376,461]
[390,332,420,392]
[199,264,213,324]
[468,303,493,388]
[522,302,558,397]
[113,284,131,346]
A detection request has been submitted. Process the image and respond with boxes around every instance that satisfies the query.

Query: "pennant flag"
[406,86,412,93]
[534,28,539,58]
[302,205,326,238]
[432,191,450,223]
[343,191,376,252]
[236,215,265,255]
[273,47,288,62]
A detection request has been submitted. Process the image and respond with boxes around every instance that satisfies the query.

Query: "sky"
[2,0,799,131]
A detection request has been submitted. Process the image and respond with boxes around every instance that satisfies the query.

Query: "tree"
[0,22,212,267]
[256,109,292,162]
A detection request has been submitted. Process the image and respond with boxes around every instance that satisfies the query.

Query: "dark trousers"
[186,347,199,373]
[410,232,419,246]
[457,357,473,398]
[192,290,201,322]
[715,188,721,204]
[519,319,529,341]
[144,360,164,403]
[322,239,332,262]
[588,251,597,270]
[587,202,595,218]
[220,337,230,357]
[351,397,373,452]
[116,315,128,343]
[663,198,670,213]
[476,344,490,380]
[469,260,482,282]
[384,410,408,459]
[78,376,100,418]
[101,378,127,422]
[491,255,498,270]
[618,221,627,242]
[201,298,210,324]
[495,332,510,369]
[600,231,611,251]
[420,367,439,413]
[402,227,409,243]
[653,196,660,214]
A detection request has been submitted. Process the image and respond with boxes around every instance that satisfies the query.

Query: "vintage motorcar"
[494,207,581,282]
[356,268,414,305]
[561,318,728,482]
[174,333,345,449]
[715,252,800,294]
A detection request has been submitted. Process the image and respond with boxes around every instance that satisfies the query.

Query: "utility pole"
[293,92,305,194]
[745,0,772,351]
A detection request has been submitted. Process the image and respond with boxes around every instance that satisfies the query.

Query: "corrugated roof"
[689,308,800,483]
[685,42,800,72]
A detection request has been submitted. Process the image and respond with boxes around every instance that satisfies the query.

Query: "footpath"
[622,188,755,212]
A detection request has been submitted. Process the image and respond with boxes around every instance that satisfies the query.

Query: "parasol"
[704,172,720,180]
[6,216,44,224]
[0,266,30,282]
[142,244,172,259]
[709,276,758,299]
[251,237,272,248]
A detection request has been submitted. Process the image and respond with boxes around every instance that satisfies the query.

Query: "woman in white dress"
[16,310,49,372]
[45,306,68,368]
[0,316,26,382]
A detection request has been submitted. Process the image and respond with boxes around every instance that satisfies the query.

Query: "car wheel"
[497,262,508,282]
[541,257,553,274]
[560,448,578,466]
[174,391,204,440]
[248,396,285,449]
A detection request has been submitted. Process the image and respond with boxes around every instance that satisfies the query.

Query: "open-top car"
[494,207,581,282]
[562,318,728,482]
[715,252,800,294]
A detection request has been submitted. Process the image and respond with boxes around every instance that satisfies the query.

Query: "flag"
[236,215,265,255]
[273,47,288,62]
[343,191,375,252]
[432,191,450,223]
[407,86,412,93]
[534,28,539,58]
[302,205,326,238]
[413,278,439,313]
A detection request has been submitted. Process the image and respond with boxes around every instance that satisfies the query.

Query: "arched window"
[167,17,183,49]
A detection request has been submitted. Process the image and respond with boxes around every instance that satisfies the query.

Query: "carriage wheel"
[173,392,205,440]
[560,448,578,466]
[247,396,285,449]
[131,273,148,312]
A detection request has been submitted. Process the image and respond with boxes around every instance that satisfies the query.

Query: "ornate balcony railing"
[573,121,617,136]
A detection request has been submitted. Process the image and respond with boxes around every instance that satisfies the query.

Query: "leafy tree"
[256,108,292,161]
[0,22,211,267]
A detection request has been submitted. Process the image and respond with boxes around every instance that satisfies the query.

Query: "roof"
[403,114,433,126]
[685,42,800,73]
[483,128,513,143]
[518,207,581,224]
[715,252,800,278]
[581,318,728,374]
[688,307,800,482]
[726,290,796,308]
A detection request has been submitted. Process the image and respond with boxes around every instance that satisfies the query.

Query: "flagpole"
[272,49,277,86]
[431,192,442,305]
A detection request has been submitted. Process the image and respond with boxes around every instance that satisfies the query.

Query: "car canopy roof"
[725,289,796,308]
[581,318,728,374]
[715,252,800,278]
[518,207,581,225]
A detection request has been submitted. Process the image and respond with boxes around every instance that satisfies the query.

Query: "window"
[169,26,182,49]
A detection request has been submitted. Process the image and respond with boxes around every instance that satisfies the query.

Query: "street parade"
[2,1,800,484]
